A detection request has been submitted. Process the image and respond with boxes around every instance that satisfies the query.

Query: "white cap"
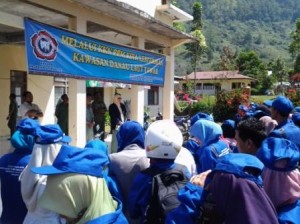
[145,120,183,159]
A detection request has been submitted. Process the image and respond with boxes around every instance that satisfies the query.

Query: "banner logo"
[31,30,58,60]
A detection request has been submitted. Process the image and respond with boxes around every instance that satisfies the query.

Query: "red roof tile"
[183,71,255,80]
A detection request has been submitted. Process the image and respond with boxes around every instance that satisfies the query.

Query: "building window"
[54,77,68,105]
[203,83,214,90]
[232,82,242,89]
[148,86,159,105]
[10,70,27,106]
[196,83,202,90]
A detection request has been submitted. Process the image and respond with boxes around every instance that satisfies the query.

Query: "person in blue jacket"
[269,95,300,148]
[256,137,300,224]
[31,144,128,224]
[291,106,300,127]
[0,118,39,224]
[128,120,190,223]
[109,120,149,224]
[189,119,231,173]
[166,153,279,224]
[183,112,213,161]
[234,104,250,124]
[85,139,123,202]
[221,119,237,152]
[235,117,267,155]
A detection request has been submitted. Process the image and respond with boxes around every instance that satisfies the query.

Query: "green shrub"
[189,99,214,117]
[251,87,261,95]
[285,89,300,106]
[212,89,249,122]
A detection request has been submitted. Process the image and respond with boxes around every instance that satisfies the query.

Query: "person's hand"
[190,170,212,187]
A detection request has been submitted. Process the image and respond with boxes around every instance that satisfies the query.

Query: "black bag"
[142,165,189,224]
[196,193,224,224]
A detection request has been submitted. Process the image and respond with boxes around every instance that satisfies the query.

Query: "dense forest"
[174,0,300,76]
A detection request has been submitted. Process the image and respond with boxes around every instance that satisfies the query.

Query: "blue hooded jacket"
[190,119,230,173]
[85,139,123,202]
[87,198,128,224]
[277,200,300,224]
[0,118,38,224]
[269,119,300,149]
[116,120,145,152]
[167,154,279,224]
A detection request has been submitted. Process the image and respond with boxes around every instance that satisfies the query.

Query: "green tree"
[242,31,253,50]
[289,18,300,73]
[219,46,238,71]
[173,22,186,32]
[236,50,268,93]
[289,18,300,58]
[185,1,207,92]
[260,74,273,92]
[236,50,267,78]
[294,55,300,73]
[272,57,287,85]
[177,0,300,71]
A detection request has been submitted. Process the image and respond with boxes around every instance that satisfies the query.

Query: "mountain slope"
[175,0,300,74]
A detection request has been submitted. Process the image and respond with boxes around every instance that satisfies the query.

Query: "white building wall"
[118,0,161,16]
[0,45,55,136]
[27,75,56,125]
[222,82,231,91]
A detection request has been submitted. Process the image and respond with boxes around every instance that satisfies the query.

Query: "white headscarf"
[20,143,63,224]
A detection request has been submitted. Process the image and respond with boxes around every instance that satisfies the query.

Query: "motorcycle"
[144,112,151,130]
[156,110,163,120]
[144,110,164,131]
[94,124,104,140]
[174,115,190,141]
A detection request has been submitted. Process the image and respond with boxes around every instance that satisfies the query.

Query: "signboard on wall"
[24,18,166,86]
[86,80,131,88]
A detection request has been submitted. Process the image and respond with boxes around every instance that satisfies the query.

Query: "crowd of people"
[7,90,112,144]
[0,93,299,224]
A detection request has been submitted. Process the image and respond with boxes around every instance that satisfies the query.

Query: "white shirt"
[18,102,41,118]
[175,147,197,177]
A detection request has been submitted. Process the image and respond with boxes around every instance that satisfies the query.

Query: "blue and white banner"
[24,18,166,86]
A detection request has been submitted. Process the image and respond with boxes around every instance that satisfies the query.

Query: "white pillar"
[162,47,175,120]
[68,17,87,147]
[130,37,145,125]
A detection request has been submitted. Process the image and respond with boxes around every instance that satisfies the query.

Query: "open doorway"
[10,70,27,106]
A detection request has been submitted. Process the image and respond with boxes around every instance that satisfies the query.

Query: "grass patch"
[250,95,276,104]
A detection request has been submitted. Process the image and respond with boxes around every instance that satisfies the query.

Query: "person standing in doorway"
[109,93,127,133]
[6,93,18,139]
[86,93,95,143]
[55,94,69,135]
[109,93,127,153]
[92,91,107,140]
[18,91,43,120]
